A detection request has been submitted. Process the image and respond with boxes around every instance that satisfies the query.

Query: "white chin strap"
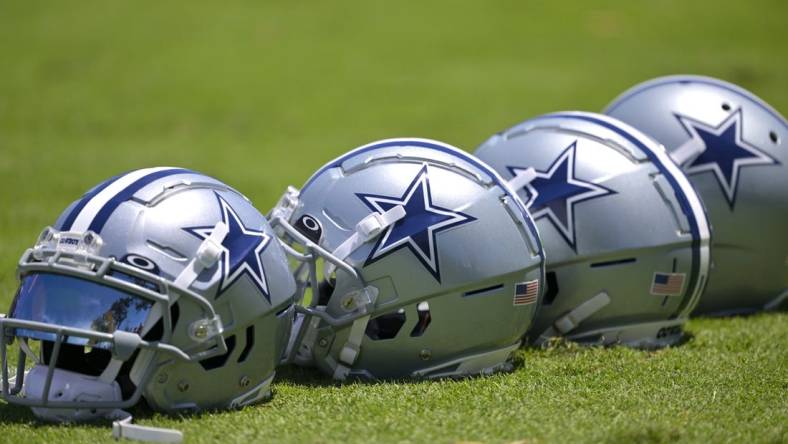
[316,206,403,380]
[112,413,183,443]
[670,138,706,165]
[174,220,228,289]
[537,291,611,345]
[507,167,537,191]
[324,205,406,277]
[331,286,379,381]
[113,222,229,442]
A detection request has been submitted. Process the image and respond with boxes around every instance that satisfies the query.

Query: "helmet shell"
[289,139,545,379]
[605,75,788,315]
[475,112,711,347]
[11,168,296,415]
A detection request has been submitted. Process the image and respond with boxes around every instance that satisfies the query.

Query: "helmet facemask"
[1,225,230,422]
[270,186,399,379]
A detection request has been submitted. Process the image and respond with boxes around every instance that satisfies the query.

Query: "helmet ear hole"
[198,335,236,371]
[365,309,406,340]
[410,302,431,337]
[769,131,779,144]
[543,272,560,306]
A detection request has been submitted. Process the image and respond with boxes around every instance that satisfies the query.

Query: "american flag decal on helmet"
[650,272,686,296]
[513,280,539,306]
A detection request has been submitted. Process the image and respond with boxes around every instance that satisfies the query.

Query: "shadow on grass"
[273,363,441,388]
[275,327,704,388]
[0,398,173,427]
[691,303,787,319]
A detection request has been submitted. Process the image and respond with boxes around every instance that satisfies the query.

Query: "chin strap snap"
[111,411,183,443]
[538,291,611,345]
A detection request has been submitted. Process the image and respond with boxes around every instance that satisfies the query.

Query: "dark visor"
[10,273,154,346]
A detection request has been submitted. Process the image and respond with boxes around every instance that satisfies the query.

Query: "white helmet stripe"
[70,167,176,232]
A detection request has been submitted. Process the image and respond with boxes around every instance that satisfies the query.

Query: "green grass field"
[0,1,786,442]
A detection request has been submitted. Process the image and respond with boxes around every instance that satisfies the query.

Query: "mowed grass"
[0,1,786,443]
[0,315,785,443]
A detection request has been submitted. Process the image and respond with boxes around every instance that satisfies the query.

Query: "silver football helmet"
[0,168,296,426]
[475,112,711,348]
[269,138,545,380]
[605,75,787,315]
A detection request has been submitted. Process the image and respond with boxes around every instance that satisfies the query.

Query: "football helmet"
[475,112,711,347]
[605,75,787,315]
[269,138,545,380]
[0,168,296,425]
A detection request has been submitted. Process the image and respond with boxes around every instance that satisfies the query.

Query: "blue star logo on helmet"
[676,109,780,209]
[184,193,271,302]
[507,141,614,251]
[356,164,476,282]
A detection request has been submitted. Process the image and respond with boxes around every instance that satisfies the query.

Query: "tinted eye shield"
[0,246,227,409]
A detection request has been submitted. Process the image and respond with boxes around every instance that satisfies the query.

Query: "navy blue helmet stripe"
[87,168,195,234]
[58,175,121,231]
[301,139,544,257]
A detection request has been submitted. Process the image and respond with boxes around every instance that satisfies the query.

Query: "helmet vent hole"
[769,131,779,144]
[543,272,560,306]
[721,102,731,111]
[199,335,236,370]
[410,302,431,337]
[237,326,255,363]
[365,309,406,340]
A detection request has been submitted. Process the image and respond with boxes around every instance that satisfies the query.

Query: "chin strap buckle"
[112,412,183,443]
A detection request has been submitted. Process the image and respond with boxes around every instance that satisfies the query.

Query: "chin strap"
[764,288,788,311]
[320,207,403,380]
[670,137,706,165]
[110,222,229,443]
[324,205,406,277]
[111,411,183,443]
[507,167,537,191]
[174,221,228,289]
[331,286,379,380]
[537,291,611,345]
